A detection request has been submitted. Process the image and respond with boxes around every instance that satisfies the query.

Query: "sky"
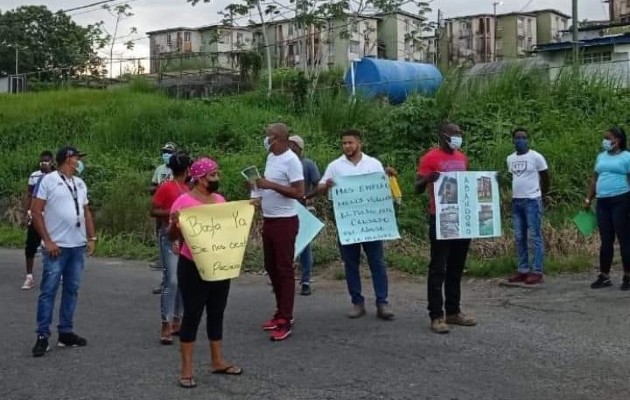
[0,0,611,75]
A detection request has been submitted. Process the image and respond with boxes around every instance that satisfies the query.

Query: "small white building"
[536,34,630,86]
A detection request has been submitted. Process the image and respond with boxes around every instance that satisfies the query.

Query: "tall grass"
[0,66,625,274]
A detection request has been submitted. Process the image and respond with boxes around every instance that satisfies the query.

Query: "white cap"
[289,135,304,150]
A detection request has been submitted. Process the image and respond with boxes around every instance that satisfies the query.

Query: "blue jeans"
[299,243,314,285]
[512,198,544,274]
[159,229,182,322]
[339,241,388,305]
[36,246,86,337]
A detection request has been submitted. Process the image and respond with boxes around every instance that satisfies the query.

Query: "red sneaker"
[525,273,543,285]
[261,317,295,331]
[269,321,292,342]
[508,272,529,283]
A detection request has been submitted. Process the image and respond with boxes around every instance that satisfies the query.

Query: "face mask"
[264,137,272,152]
[206,180,220,193]
[602,139,614,151]
[76,160,85,175]
[162,153,173,164]
[515,138,528,153]
[448,136,463,150]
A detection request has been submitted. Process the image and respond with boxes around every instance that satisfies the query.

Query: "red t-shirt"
[152,180,189,224]
[417,148,468,214]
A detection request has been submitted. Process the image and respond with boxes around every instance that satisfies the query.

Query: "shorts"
[25,224,42,258]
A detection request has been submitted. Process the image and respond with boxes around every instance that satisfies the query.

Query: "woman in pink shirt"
[168,158,242,389]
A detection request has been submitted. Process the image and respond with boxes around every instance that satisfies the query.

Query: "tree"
[101,4,137,79]
[0,5,107,77]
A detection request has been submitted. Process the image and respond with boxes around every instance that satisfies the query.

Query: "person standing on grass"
[30,146,96,357]
[584,127,630,291]
[289,134,320,296]
[317,129,396,321]
[251,123,304,341]
[150,142,177,295]
[21,150,55,290]
[416,123,476,334]
[169,158,242,389]
[151,151,191,345]
[506,128,550,285]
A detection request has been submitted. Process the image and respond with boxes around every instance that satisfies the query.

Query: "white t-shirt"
[507,150,548,199]
[28,170,44,187]
[152,164,172,185]
[35,172,89,248]
[321,153,385,198]
[259,150,304,218]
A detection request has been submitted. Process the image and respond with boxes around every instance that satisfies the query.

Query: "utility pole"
[572,0,579,64]
[436,9,442,66]
[15,46,19,75]
[492,1,503,62]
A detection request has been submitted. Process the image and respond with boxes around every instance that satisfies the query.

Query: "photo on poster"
[478,205,494,237]
[438,176,459,205]
[439,205,460,239]
[477,174,493,203]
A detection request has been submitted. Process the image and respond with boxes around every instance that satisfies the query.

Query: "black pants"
[177,256,231,343]
[596,193,630,274]
[427,216,471,320]
[25,224,41,259]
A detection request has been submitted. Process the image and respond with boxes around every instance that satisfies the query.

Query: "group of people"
[20,121,630,388]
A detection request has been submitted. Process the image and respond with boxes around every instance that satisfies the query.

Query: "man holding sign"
[251,123,305,342]
[318,129,396,320]
[416,123,476,334]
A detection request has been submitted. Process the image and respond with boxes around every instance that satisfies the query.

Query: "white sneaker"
[21,276,35,290]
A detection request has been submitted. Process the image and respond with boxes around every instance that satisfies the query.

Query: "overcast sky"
[0,0,610,73]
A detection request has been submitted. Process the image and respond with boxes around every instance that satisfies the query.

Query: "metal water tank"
[345,58,443,104]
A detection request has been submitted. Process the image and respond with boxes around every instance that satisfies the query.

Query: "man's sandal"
[178,377,196,388]
[212,365,243,375]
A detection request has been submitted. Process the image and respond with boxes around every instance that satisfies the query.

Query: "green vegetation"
[0,66,618,276]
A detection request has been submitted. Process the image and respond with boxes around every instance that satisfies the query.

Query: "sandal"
[178,377,196,388]
[160,336,173,345]
[212,365,243,375]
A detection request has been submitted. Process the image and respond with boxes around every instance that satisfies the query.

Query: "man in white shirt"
[21,150,54,290]
[253,123,305,341]
[506,128,550,285]
[318,129,395,320]
[30,146,97,357]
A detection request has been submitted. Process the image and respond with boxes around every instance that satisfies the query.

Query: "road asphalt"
[1,248,629,400]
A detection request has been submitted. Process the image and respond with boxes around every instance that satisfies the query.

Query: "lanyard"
[58,172,81,227]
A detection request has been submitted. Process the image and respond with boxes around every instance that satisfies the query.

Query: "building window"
[166,33,172,46]
[184,31,191,42]
[236,32,243,44]
[580,51,613,64]
[351,22,359,33]
[349,40,360,54]
[289,23,294,35]
[405,19,410,33]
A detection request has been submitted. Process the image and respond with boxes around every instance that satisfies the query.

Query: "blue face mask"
[162,153,173,165]
[264,137,272,152]
[602,139,614,152]
[515,137,528,153]
[76,160,85,175]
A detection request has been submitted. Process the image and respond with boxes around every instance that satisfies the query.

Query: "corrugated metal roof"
[536,34,630,52]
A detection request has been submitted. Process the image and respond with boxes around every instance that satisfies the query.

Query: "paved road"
[1,248,629,400]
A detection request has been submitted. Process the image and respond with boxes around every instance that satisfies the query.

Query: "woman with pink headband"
[168,157,242,389]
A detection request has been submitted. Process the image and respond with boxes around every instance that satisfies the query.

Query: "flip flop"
[178,377,196,388]
[160,336,173,345]
[212,365,243,375]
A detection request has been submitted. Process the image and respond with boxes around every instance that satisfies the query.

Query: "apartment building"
[606,0,630,22]
[376,10,436,63]
[147,25,253,73]
[439,9,571,70]
[252,14,379,71]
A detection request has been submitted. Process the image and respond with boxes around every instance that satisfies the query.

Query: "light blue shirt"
[595,151,630,198]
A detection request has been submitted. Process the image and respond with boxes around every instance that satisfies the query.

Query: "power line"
[64,0,118,14]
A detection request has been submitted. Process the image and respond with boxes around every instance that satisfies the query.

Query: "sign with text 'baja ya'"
[179,200,255,281]
[295,204,325,259]
[434,171,501,240]
[332,172,400,245]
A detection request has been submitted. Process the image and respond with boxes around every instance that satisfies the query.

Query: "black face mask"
[206,181,220,193]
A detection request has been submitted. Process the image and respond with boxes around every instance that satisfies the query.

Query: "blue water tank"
[344,58,443,104]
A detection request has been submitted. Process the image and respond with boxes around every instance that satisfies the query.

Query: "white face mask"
[264,137,274,152]
[448,136,463,150]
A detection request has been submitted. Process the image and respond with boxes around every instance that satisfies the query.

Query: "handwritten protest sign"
[295,204,325,259]
[179,200,255,281]
[434,171,501,240]
[332,172,400,245]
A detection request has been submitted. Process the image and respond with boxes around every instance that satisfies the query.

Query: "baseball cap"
[289,135,304,150]
[162,142,177,152]
[55,146,87,164]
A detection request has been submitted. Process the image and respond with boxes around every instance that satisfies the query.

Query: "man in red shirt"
[151,151,191,344]
[416,123,477,334]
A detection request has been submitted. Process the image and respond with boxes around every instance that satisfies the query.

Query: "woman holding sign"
[169,158,242,389]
